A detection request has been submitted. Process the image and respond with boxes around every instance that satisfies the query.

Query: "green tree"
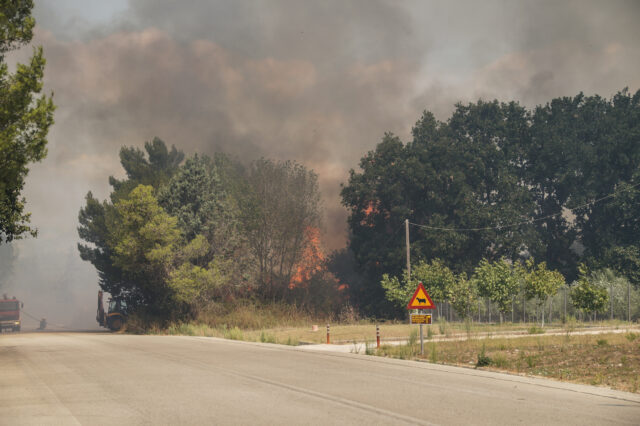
[78,139,183,307]
[523,260,565,327]
[0,0,55,243]
[380,259,455,316]
[472,258,520,322]
[603,245,640,288]
[168,235,230,313]
[570,265,609,320]
[109,137,184,201]
[342,103,536,315]
[380,273,407,312]
[529,90,640,279]
[108,184,180,309]
[158,154,243,258]
[447,273,478,319]
[412,259,455,318]
[343,90,640,317]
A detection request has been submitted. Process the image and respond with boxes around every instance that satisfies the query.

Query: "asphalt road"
[1,332,639,425]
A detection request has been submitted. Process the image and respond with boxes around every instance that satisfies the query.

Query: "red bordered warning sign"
[407,282,435,310]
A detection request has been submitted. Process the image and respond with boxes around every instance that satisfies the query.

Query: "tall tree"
[523,260,565,327]
[0,0,55,243]
[343,90,640,316]
[107,185,180,309]
[78,139,183,306]
[245,158,322,300]
[342,103,535,314]
[472,258,521,323]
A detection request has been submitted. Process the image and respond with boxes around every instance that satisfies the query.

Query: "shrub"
[476,343,491,367]
[528,326,545,334]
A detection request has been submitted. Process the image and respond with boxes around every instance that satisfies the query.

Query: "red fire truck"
[0,294,22,332]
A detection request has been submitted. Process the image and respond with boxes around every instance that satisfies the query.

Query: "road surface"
[1,332,639,425]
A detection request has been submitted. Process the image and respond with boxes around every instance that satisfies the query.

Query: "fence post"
[564,286,567,323]
[629,281,632,323]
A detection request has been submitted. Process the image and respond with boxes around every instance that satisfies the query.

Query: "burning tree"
[244,159,323,300]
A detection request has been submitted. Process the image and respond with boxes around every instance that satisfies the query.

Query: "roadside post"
[376,324,380,349]
[407,282,436,355]
[326,323,330,344]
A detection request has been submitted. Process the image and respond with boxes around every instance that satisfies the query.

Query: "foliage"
[342,89,640,313]
[523,259,565,326]
[570,265,609,316]
[158,154,250,299]
[380,273,406,311]
[78,139,184,307]
[108,138,184,201]
[108,184,180,309]
[244,158,322,299]
[380,259,455,312]
[447,273,478,319]
[0,0,55,243]
[602,245,640,288]
[412,259,455,304]
[79,140,328,319]
[476,343,491,367]
[588,268,635,319]
[472,258,520,320]
[158,154,236,244]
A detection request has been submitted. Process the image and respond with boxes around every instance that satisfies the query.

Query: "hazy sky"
[3,0,639,328]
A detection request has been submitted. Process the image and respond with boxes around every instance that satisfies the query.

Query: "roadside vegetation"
[377,330,640,394]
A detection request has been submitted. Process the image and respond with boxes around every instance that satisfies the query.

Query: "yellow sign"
[407,282,435,309]
[410,314,432,324]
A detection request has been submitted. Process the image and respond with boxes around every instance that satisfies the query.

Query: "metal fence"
[431,283,640,324]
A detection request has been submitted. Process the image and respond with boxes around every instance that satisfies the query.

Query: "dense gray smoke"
[1,0,638,328]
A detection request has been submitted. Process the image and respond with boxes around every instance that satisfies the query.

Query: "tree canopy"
[0,0,55,243]
[341,89,640,315]
[78,140,334,317]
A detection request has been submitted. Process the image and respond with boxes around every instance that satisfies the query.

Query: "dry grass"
[377,331,640,393]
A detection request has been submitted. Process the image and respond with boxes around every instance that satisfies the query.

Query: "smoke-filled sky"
[3,0,639,328]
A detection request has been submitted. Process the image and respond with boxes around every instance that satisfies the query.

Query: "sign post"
[407,282,436,355]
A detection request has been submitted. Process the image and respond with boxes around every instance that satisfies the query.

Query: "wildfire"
[360,201,378,227]
[289,227,325,288]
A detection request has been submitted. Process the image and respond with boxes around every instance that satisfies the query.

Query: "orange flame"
[289,227,325,289]
[360,201,379,227]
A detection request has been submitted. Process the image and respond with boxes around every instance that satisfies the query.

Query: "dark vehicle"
[96,290,127,331]
[0,294,22,332]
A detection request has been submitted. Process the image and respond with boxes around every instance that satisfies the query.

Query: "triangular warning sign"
[407,282,436,310]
